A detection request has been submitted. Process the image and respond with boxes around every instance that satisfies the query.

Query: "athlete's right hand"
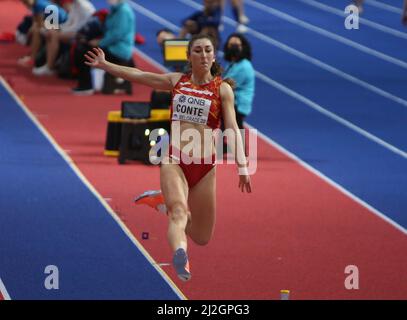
[84,47,106,69]
[239,174,252,193]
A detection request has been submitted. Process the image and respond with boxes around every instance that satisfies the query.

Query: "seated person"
[179,0,221,47]
[72,0,135,95]
[32,0,95,76]
[18,0,68,67]
[156,28,176,47]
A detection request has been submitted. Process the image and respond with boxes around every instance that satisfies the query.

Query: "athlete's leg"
[160,161,190,252]
[160,161,193,280]
[186,166,216,246]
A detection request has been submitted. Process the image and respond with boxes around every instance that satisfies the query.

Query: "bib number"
[172,94,212,125]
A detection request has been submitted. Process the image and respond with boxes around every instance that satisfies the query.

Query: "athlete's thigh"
[160,162,189,209]
[187,167,216,236]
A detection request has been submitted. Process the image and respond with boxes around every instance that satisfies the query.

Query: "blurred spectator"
[221,0,249,33]
[72,0,135,95]
[223,33,254,130]
[352,0,364,14]
[17,0,68,67]
[179,0,221,48]
[75,9,108,45]
[16,15,34,45]
[33,0,95,76]
[156,28,176,47]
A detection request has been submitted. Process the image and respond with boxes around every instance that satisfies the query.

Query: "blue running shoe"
[173,248,191,281]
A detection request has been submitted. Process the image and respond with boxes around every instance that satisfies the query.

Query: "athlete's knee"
[168,201,188,222]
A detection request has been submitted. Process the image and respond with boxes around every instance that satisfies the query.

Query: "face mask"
[224,44,242,62]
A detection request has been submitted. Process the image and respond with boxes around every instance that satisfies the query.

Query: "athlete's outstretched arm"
[84,47,182,90]
[220,81,252,193]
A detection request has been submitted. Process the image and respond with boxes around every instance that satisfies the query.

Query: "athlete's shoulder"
[170,72,188,87]
[220,80,233,91]
[220,81,234,100]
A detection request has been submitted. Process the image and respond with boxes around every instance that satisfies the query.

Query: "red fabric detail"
[169,146,215,188]
[135,33,145,45]
[0,32,15,42]
[93,9,109,23]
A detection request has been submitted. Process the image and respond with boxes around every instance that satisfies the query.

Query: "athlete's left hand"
[239,174,252,193]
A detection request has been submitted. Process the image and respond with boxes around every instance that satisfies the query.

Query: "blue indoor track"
[0,82,180,299]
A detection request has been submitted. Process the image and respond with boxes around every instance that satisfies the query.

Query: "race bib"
[172,94,212,125]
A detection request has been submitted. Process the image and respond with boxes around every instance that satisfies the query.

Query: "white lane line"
[365,0,403,14]
[0,278,11,300]
[245,0,407,69]
[177,0,407,109]
[128,1,181,32]
[254,70,407,158]
[248,124,407,236]
[299,0,407,40]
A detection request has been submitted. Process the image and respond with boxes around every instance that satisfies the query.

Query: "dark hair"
[187,34,235,89]
[156,28,174,37]
[223,33,252,62]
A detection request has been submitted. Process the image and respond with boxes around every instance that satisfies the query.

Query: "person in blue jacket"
[223,33,255,130]
[72,0,135,95]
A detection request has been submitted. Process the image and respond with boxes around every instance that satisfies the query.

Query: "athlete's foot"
[134,190,167,213]
[173,248,191,281]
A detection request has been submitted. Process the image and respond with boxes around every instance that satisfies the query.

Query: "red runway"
[1,0,406,299]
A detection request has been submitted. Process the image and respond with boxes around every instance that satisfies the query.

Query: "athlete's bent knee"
[192,235,212,246]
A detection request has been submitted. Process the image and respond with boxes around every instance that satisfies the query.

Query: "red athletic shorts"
[168,145,216,189]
